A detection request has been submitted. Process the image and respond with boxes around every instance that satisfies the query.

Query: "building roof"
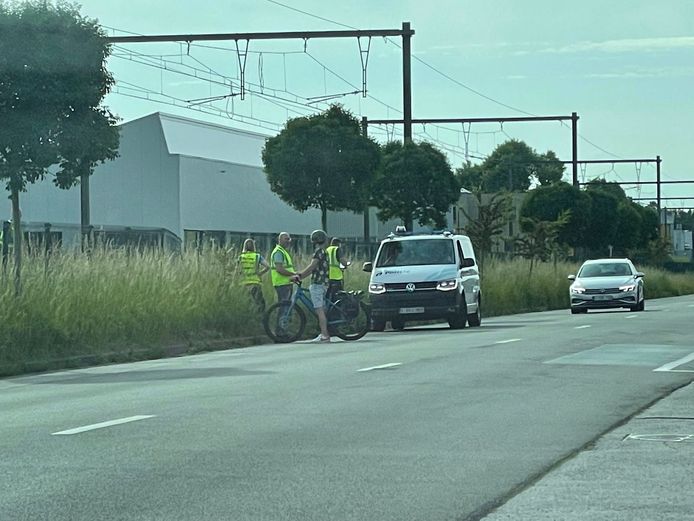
[124,112,272,168]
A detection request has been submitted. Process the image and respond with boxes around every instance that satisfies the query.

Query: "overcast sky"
[76,0,694,205]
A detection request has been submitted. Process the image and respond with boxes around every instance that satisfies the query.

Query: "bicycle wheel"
[263,303,306,343]
[329,297,370,341]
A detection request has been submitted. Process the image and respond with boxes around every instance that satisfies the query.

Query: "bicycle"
[262,281,370,343]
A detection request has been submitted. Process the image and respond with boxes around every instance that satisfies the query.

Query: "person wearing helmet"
[295,229,331,343]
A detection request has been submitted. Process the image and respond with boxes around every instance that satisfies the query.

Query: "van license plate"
[593,295,612,301]
[400,307,424,314]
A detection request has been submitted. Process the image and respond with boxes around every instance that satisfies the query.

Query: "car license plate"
[593,295,612,301]
[399,307,424,314]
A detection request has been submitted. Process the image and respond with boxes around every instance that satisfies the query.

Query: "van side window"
[458,239,475,265]
[456,241,465,263]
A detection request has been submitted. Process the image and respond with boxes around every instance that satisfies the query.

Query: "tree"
[520,182,592,248]
[479,140,537,192]
[583,189,620,254]
[0,0,120,294]
[262,104,380,231]
[455,161,485,193]
[515,211,571,275]
[461,191,513,272]
[459,140,565,193]
[371,141,459,230]
[535,150,565,186]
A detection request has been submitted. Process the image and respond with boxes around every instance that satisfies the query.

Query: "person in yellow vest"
[238,238,270,312]
[325,237,348,303]
[270,232,299,329]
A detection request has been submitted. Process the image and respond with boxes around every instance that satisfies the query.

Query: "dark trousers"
[246,284,266,313]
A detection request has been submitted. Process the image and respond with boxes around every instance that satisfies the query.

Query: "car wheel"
[371,318,386,332]
[637,291,645,311]
[467,297,481,327]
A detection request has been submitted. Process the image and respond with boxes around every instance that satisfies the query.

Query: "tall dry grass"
[1,249,692,376]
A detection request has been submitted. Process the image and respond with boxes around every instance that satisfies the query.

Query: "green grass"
[1,250,693,376]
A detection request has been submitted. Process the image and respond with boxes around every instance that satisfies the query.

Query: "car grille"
[385,282,438,292]
[583,287,622,295]
[372,291,457,308]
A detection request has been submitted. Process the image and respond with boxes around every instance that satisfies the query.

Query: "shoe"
[310,334,331,343]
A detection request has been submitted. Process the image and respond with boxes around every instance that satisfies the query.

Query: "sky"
[74,0,694,207]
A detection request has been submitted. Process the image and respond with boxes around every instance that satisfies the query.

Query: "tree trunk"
[321,206,328,232]
[11,188,21,296]
[363,206,370,242]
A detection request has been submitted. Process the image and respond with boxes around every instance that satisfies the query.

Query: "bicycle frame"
[286,285,343,326]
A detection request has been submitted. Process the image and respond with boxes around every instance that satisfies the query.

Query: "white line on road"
[626,315,638,319]
[52,415,155,436]
[654,352,694,373]
[688,304,694,308]
[495,338,521,344]
[574,325,592,329]
[357,363,402,372]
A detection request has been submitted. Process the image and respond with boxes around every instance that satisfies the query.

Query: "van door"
[457,239,479,308]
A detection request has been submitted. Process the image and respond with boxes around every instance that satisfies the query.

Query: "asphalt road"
[2,295,694,521]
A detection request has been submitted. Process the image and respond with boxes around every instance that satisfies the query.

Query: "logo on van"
[406,283,416,292]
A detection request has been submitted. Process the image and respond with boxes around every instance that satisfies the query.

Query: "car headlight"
[570,285,586,294]
[436,279,458,291]
[369,283,386,294]
[619,284,636,292]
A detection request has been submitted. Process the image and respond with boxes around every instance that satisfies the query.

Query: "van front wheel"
[448,298,467,329]
[467,297,481,327]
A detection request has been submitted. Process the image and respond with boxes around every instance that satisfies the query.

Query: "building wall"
[90,115,181,237]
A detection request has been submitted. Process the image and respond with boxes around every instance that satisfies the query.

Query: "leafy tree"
[262,104,380,231]
[372,141,459,230]
[535,150,565,186]
[0,0,120,293]
[613,202,642,255]
[455,161,485,193]
[515,211,571,275]
[675,210,694,230]
[583,189,620,254]
[461,191,513,272]
[458,140,565,193]
[520,182,591,248]
[585,179,627,200]
[479,140,537,192]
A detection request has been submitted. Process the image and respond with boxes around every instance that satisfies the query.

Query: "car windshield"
[579,263,633,277]
[376,239,455,267]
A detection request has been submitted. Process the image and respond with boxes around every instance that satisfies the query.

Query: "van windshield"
[376,239,455,267]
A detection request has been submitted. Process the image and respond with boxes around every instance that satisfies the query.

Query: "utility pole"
[361,116,370,242]
[402,22,412,142]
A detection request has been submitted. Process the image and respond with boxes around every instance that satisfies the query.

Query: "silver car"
[568,258,645,314]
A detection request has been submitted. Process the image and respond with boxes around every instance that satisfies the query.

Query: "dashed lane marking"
[574,325,592,329]
[626,315,638,319]
[495,338,521,344]
[357,363,402,372]
[52,415,156,436]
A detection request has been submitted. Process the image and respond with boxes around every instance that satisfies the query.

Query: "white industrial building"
[0,112,439,252]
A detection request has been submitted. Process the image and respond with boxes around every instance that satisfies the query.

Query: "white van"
[362,230,481,330]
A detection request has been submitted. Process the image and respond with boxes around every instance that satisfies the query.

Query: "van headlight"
[436,279,458,291]
[369,283,386,294]
[619,284,636,292]
[570,285,586,294]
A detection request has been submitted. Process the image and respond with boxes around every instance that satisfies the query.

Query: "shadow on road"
[32,367,275,385]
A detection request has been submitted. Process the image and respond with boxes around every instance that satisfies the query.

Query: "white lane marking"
[654,352,694,372]
[495,338,521,344]
[688,304,694,308]
[52,415,155,436]
[357,363,401,372]
[574,325,592,329]
[626,315,638,319]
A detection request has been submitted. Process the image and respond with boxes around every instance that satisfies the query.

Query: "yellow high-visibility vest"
[238,252,261,285]
[270,244,294,287]
[326,245,343,281]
